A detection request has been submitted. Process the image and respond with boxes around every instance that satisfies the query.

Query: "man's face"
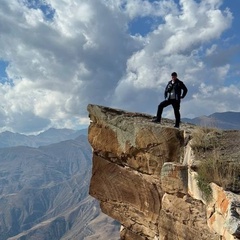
[172,75,177,81]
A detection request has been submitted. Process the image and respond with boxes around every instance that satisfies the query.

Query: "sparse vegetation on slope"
[191,127,240,200]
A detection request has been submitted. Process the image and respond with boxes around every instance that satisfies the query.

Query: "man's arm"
[181,82,188,99]
[164,83,169,99]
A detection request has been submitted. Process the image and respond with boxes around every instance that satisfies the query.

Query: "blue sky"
[0,0,240,134]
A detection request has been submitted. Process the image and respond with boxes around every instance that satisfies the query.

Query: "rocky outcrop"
[88,104,240,240]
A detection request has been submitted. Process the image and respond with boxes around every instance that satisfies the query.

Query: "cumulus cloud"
[112,0,236,114]
[0,0,238,133]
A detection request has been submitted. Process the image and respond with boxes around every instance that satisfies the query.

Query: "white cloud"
[112,0,235,114]
[0,0,238,133]
[206,44,217,56]
[120,0,177,19]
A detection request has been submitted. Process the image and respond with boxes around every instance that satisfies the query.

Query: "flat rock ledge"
[88,104,240,240]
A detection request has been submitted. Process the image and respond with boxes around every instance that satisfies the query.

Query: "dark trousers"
[156,99,180,126]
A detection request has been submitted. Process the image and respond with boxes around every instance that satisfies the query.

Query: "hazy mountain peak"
[0,128,88,148]
[182,111,240,130]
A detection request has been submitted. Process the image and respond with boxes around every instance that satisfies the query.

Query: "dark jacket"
[164,78,188,101]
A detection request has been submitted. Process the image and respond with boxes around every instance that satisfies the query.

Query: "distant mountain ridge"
[0,128,88,148]
[0,128,120,240]
[182,111,240,130]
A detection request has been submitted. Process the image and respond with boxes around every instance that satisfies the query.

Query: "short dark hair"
[171,72,177,77]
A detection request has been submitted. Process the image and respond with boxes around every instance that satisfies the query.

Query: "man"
[152,72,188,128]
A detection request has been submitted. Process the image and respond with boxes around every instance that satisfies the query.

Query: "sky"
[0,0,240,134]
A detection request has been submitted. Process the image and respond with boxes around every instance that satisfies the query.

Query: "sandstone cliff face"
[88,104,240,240]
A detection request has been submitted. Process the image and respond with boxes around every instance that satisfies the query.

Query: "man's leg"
[154,100,171,122]
[172,100,181,127]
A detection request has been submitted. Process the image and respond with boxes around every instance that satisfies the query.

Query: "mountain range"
[0,128,120,240]
[0,128,88,148]
[182,111,240,130]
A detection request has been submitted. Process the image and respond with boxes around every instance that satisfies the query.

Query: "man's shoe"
[174,125,179,128]
[152,119,160,123]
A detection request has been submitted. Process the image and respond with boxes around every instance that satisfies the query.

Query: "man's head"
[171,72,177,81]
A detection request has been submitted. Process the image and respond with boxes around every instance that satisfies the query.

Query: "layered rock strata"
[88,104,240,240]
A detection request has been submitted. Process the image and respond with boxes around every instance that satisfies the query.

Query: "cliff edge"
[88,104,240,240]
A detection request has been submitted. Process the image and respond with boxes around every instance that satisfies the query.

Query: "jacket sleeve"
[164,83,169,99]
[181,82,188,98]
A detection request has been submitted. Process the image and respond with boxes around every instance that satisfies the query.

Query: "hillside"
[182,111,240,130]
[0,128,88,148]
[0,132,120,240]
